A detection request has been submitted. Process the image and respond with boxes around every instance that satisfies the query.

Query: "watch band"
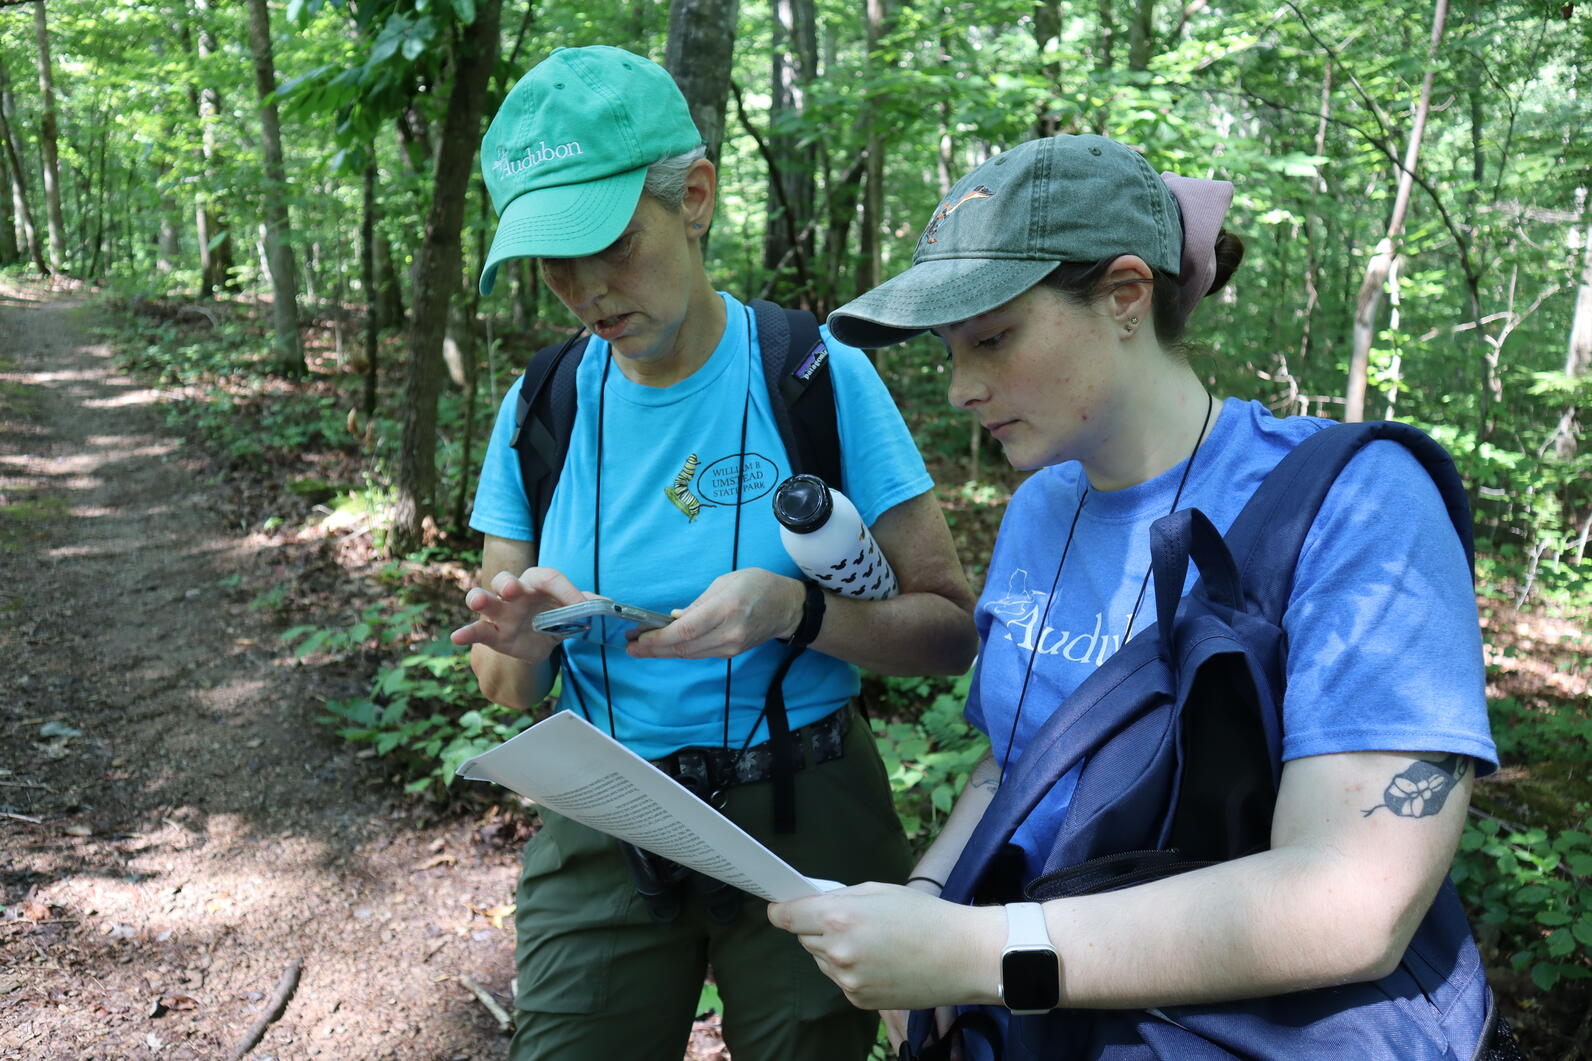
[1000,902,1060,1015]
[781,580,826,648]
[1004,901,1049,951]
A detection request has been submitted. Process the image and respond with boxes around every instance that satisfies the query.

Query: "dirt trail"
[0,284,520,1060]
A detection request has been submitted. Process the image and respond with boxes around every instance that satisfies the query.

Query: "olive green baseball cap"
[478,46,704,295]
[827,134,1183,348]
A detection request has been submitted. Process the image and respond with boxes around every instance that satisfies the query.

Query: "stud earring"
[1128,316,1139,326]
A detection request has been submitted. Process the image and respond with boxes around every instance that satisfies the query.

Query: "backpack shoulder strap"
[1222,420,1474,622]
[750,299,842,491]
[510,330,589,542]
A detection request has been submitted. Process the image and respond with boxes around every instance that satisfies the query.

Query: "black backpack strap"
[751,299,842,491]
[748,300,843,833]
[511,330,589,541]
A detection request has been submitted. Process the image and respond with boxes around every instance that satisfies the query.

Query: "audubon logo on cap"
[492,139,584,178]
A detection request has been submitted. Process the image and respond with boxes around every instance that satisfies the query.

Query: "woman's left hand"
[626,568,804,659]
[767,883,1004,1012]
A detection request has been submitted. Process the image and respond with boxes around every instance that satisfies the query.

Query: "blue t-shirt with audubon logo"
[470,292,932,760]
[967,397,1498,876]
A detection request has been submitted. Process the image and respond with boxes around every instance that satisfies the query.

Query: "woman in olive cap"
[769,134,1507,1061]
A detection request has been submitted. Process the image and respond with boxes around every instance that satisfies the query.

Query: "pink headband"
[1160,173,1234,323]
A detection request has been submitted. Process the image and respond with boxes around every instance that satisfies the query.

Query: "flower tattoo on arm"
[1363,754,1469,819]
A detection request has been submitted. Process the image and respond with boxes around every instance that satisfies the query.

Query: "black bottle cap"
[772,474,832,534]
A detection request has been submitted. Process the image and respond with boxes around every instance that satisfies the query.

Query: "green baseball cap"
[826,134,1183,348]
[478,46,704,295]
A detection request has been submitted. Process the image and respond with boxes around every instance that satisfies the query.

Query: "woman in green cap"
[451,45,978,1061]
[767,133,1510,1060]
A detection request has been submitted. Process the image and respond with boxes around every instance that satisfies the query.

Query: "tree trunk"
[1345,0,1447,423]
[362,153,379,418]
[390,0,501,556]
[1032,2,1062,137]
[34,0,67,275]
[88,116,108,279]
[0,61,45,274]
[663,0,741,170]
[191,2,236,295]
[1128,0,1155,72]
[858,0,889,361]
[1097,0,1116,71]
[0,139,16,265]
[762,0,817,306]
[246,0,305,374]
[374,232,405,329]
[1553,202,1592,460]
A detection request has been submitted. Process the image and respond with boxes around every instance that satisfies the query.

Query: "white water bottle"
[772,475,899,599]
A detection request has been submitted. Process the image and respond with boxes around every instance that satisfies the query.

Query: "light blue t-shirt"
[966,398,1499,875]
[471,293,933,760]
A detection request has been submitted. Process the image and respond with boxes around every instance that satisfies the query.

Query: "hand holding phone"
[532,599,674,643]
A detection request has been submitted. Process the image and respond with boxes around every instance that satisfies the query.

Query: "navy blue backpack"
[909,421,1509,1061]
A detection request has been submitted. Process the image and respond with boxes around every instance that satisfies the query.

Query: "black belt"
[649,706,850,800]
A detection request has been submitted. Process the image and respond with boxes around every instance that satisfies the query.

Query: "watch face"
[1002,948,1060,1012]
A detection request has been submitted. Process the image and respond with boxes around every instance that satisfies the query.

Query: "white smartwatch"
[999,902,1060,1015]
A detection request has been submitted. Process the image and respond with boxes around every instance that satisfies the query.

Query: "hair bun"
[1207,229,1245,296]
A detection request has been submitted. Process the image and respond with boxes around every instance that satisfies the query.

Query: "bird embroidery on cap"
[924,185,995,244]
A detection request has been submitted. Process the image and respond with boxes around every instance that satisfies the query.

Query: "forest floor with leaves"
[2,278,1587,1059]
[0,282,724,1061]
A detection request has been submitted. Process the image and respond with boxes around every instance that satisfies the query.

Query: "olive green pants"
[509,708,912,1061]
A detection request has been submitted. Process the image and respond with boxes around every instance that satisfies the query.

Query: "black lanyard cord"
[1000,391,1215,776]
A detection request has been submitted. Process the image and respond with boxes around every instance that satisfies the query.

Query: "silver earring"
[1128,316,1138,325]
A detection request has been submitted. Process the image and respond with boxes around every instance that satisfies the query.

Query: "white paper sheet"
[455,711,838,902]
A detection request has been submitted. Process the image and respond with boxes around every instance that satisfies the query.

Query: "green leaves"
[1455,811,1592,997]
[869,671,986,842]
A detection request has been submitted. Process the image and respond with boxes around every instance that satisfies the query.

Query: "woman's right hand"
[450,566,589,664]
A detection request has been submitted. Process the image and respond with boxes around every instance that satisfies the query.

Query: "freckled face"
[939,285,1123,471]
[538,194,700,367]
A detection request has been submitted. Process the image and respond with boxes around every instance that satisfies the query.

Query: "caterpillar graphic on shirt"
[664,453,702,522]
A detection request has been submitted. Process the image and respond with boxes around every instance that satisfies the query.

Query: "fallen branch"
[459,973,512,1035]
[228,957,303,1060]
[1,811,43,824]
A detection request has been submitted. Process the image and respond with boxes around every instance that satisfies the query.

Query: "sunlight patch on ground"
[11,369,103,385]
[81,389,164,410]
[81,435,178,459]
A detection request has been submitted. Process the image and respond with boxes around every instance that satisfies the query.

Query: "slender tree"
[361,152,379,418]
[0,135,15,265]
[245,0,304,374]
[1552,198,1592,460]
[33,0,66,274]
[0,59,45,274]
[1345,0,1447,423]
[189,0,236,295]
[763,0,817,305]
[391,0,501,555]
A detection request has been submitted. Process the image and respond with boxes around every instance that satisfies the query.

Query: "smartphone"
[532,599,675,643]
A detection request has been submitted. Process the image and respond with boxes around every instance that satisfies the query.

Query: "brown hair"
[1039,229,1246,345]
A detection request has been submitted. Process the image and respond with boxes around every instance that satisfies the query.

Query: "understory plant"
[283,602,537,796]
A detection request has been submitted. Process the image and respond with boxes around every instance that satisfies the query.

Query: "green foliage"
[1488,696,1592,766]
[870,670,987,843]
[284,602,535,797]
[1454,817,1592,993]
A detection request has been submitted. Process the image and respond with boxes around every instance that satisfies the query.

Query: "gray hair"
[642,144,708,209]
